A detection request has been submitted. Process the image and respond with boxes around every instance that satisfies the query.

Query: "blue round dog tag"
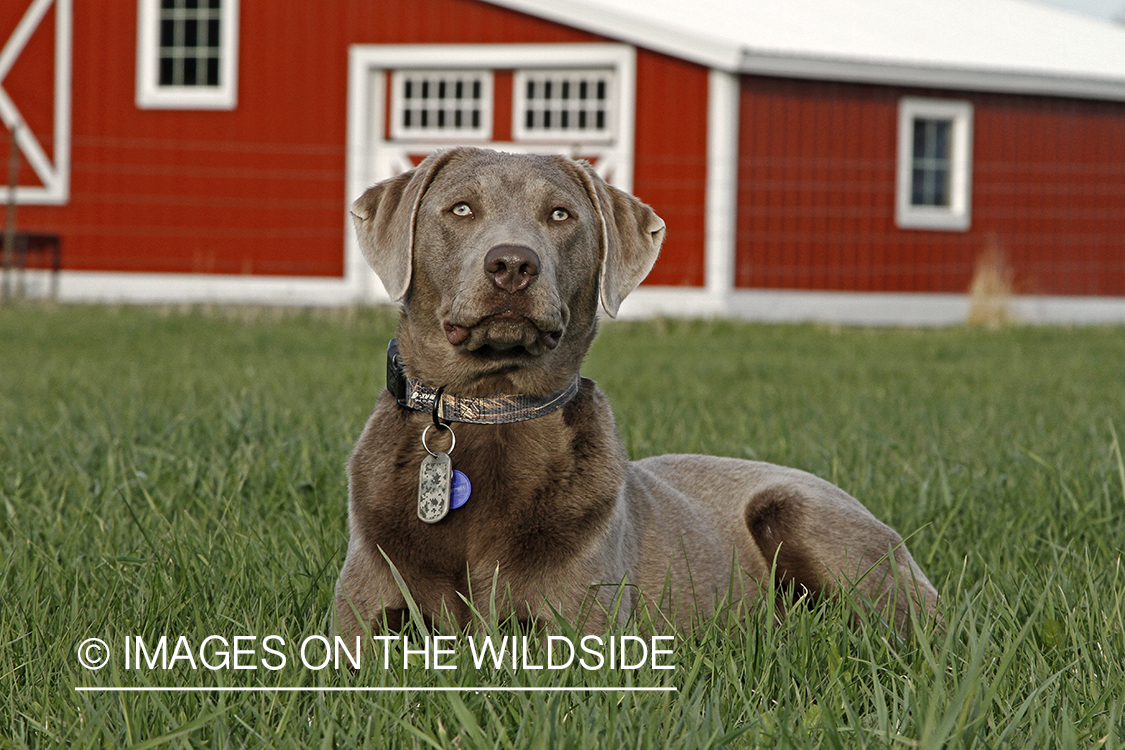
[450,470,471,509]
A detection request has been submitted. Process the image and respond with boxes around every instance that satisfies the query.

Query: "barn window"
[896,98,973,231]
[910,119,952,207]
[157,0,222,87]
[513,70,615,142]
[390,71,493,141]
[136,0,240,109]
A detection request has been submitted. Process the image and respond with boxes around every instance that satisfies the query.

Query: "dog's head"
[351,147,664,394]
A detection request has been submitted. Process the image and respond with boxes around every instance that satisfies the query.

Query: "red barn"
[3,0,1125,323]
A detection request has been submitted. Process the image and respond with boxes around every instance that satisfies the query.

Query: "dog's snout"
[484,245,540,293]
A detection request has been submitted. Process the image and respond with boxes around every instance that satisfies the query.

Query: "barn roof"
[489,0,1125,101]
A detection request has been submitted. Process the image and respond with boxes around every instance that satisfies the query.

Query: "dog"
[334,147,938,639]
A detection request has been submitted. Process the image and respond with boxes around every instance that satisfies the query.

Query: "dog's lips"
[444,321,471,346]
[444,311,562,353]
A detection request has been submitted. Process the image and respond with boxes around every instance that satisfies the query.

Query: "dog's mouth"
[444,311,562,355]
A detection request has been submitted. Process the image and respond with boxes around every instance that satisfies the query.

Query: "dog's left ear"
[351,150,459,300]
[572,162,665,318]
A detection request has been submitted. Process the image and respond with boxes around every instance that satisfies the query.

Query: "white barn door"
[1,0,71,204]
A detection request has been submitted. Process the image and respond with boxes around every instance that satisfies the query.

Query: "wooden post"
[2,124,18,301]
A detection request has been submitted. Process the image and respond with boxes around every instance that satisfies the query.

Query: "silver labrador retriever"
[335,147,938,639]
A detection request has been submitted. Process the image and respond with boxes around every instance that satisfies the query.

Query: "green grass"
[2,303,1124,749]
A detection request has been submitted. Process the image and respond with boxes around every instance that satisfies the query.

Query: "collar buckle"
[386,339,409,408]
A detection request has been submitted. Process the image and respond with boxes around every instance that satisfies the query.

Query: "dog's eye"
[550,208,570,222]
[451,202,473,217]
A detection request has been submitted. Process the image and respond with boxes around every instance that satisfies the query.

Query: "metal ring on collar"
[421,423,455,457]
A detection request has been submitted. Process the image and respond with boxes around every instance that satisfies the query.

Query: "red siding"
[632,53,709,287]
[3,0,708,285]
[736,76,1125,295]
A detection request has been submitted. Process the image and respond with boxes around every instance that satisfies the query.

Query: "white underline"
[75,686,676,693]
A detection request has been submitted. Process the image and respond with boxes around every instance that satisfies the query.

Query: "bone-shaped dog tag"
[417,451,452,523]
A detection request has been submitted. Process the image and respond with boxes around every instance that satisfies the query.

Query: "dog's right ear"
[350,150,457,300]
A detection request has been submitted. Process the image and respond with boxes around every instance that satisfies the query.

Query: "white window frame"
[389,70,493,142]
[513,68,616,144]
[895,97,973,231]
[347,44,636,192]
[135,0,239,110]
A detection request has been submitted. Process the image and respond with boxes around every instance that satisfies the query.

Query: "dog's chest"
[350,405,627,585]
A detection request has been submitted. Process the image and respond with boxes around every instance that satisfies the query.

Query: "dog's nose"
[484,245,540,293]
